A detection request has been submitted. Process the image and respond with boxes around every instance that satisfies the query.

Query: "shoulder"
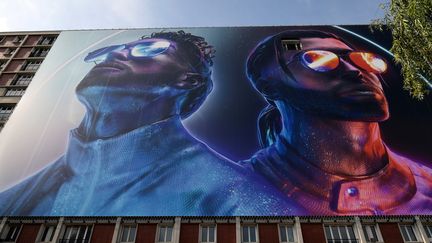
[388,150,432,197]
[0,157,70,215]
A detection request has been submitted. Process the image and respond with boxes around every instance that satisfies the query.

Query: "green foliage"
[372,0,432,99]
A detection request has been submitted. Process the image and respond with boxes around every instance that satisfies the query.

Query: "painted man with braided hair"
[0,31,304,216]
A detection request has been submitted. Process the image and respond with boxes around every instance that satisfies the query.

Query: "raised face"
[280,37,389,122]
[77,38,207,92]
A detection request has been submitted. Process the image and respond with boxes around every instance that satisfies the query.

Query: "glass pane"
[49,227,55,241]
[121,227,129,242]
[209,226,215,242]
[400,226,410,241]
[242,227,249,242]
[84,226,92,240]
[129,226,136,241]
[41,227,49,241]
[166,226,173,241]
[340,226,348,240]
[370,226,378,241]
[280,225,287,242]
[425,225,432,238]
[324,226,332,240]
[70,227,78,240]
[287,226,294,242]
[250,227,256,242]
[347,226,355,239]
[64,227,72,239]
[406,225,417,241]
[77,226,87,240]
[202,227,208,242]
[331,226,340,240]
[158,227,166,242]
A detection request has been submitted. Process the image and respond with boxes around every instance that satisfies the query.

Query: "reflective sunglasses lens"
[84,45,124,63]
[131,40,170,57]
[301,50,339,72]
[349,52,387,73]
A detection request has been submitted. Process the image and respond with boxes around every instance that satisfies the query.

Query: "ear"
[174,73,206,89]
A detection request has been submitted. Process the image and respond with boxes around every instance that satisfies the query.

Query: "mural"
[0,26,431,216]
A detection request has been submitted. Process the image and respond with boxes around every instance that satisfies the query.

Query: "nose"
[339,58,363,80]
[105,48,129,61]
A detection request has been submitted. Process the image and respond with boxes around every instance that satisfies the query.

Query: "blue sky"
[0,0,386,31]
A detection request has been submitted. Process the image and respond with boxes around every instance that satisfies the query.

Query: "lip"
[337,84,382,97]
[92,61,129,72]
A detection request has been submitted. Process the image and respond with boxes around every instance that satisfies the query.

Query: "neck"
[277,103,387,176]
[76,87,181,141]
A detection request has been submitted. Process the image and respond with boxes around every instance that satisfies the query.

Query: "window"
[200,225,216,243]
[279,225,296,243]
[0,61,5,71]
[30,47,50,57]
[12,74,33,86]
[362,225,383,243]
[281,39,301,51]
[22,61,42,71]
[119,225,136,243]
[157,225,173,243]
[242,225,258,243]
[4,48,15,56]
[12,36,24,44]
[0,106,14,121]
[38,36,57,45]
[39,225,56,242]
[5,88,26,96]
[60,225,92,243]
[0,223,22,242]
[324,225,357,243]
[399,225,420,243]
[0,36,5,43]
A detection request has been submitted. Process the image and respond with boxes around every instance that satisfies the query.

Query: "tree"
[372,0,432,99]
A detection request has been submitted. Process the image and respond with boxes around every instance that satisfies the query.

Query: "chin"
[335,105,390,122]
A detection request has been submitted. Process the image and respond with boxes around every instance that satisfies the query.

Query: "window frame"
[38,36,57,45]
[118,224,137,243]
[323,224,358,243]
[156,224,174,243]
[399,224,422,243]
[0,105,14,121]
[22,60,42,71]
[423,224,432,241]
[361,224,384,243]
[59,224,93,243]
[278,224,296,243]
[37,224,57,243]
[11,74,33,86]
[0,223,22,242]
[241,224,259,243]
[199,224,216,243]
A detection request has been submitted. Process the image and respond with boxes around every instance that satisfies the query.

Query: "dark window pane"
[209,226,215,242]
[280,225,287,242]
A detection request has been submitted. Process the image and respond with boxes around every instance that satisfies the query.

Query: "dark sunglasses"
[294,50,388,74]
[84,40,171,63]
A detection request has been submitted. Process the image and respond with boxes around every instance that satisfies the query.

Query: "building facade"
[1,216,432,243]
[0,31,59,130]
